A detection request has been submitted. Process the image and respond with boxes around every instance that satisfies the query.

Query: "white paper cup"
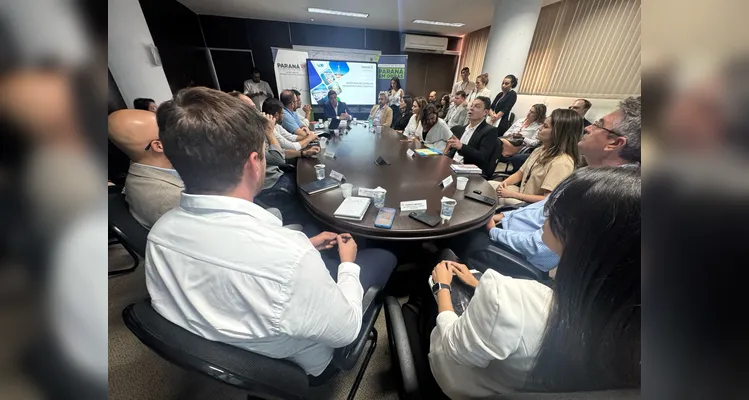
[341,183,353,198]
[456,177,468,191]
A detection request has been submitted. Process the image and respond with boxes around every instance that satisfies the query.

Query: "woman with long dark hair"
[388,77,404,127]
[438,94,451,119]
[488,74,519,134]
[393,96,413,132]
[428,166,641,398]
[491,108,581,207]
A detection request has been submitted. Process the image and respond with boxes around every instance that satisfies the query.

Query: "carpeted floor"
[108,244,402,400]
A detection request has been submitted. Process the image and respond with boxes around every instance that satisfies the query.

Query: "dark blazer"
[449,121,500,178]
[393,110,413,131]
[319,100,351,119]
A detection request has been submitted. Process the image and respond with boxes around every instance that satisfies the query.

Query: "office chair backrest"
[123,300,310,400]
[509,112,515,125]
[487,137,504,179]
[109,193,149,257]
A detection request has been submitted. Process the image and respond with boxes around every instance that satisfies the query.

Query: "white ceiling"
[178,0,561,36]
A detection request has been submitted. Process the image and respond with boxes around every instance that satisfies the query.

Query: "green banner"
[378,67,405,80]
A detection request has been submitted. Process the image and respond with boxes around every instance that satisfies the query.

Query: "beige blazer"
[369,105,393,127]
[124,163,184,229]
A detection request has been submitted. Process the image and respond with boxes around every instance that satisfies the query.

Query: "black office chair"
[484,138,504,180]
[464,242,550,282]
[508,112,516,125]
[109,193,149,276]
[123,287,384,400]
[384,295,639,399]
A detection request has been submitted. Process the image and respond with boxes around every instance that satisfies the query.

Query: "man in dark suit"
[319,90,352,120]
[444,96,500,178]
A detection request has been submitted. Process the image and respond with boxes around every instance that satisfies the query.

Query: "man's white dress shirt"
[429,270,553,399]
[274,123,302,151]
[145,193,364,376]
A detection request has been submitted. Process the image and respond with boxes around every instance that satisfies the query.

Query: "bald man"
[108,109,184,229]
[429,91,438,105]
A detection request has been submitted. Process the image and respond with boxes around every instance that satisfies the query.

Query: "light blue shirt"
[488,198,559,272]
[282,107,303,134]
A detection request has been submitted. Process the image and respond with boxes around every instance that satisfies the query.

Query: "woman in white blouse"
[500,103,547,157]
[402,96,427,139]
[466,73,491,105]
[428,166,641,398]
[388,77,404,127]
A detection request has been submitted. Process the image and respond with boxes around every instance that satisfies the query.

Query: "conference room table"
[296,123,498,241]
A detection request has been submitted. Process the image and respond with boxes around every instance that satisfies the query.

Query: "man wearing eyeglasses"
[569,98,593,128]
[108,109,184,229]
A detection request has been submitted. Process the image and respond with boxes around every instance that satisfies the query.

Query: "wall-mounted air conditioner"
[401,34,449,53]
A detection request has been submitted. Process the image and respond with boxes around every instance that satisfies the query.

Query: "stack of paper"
[415,148,443,156]
[334,196,372,221]
[451,164,483,174]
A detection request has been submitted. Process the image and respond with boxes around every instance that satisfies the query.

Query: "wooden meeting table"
[296,124,497,241]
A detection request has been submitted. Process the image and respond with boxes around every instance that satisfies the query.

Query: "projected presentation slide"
[307,60,377,105]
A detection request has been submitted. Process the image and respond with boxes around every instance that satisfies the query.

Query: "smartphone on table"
[409,211,441,227]
[374,207,397,229]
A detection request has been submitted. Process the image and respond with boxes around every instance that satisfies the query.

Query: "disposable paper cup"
[456,177,468,191]
[375,126,382,134]
[440,198,457,221]
[314,164,326,180]
[341,183,353,198]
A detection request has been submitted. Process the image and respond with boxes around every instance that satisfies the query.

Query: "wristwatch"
[432,282,451,295]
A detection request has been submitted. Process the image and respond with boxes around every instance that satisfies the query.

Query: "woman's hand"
[449,262,479,288]
[497,186,518,199]
[432,261,453,285]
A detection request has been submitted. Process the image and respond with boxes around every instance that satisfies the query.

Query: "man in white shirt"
[292,89,313,127]
[243,67,274,109]
[262,98,318,153]
[450,67,476,102]
[149,86,397,377]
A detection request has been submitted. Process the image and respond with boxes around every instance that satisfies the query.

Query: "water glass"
[373,189,387,208]
[440,198,457,221]
[314,164,326,180]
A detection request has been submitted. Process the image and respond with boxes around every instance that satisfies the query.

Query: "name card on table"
[329,170,346,182]
[440,175,454,188]
[400,200,428,212]
[358,188,377,198]
[324,149,336,159]
[406,148,415,157]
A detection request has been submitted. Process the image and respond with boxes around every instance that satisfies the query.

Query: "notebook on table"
[333,196,372,221]
[450,164,483,174]
[415,148,443,157]
[300,178,340,195]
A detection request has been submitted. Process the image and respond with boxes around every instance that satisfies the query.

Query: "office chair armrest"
[491,172,511,181]
[332,286,381,371]
[468,243,547,281]
[496,202,528,213]
[279,164,296,173]
[383,296,420,397]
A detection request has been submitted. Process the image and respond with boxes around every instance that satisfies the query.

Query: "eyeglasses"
[591,121,622,136]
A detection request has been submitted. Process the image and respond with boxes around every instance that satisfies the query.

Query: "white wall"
[108,0,172,108]
[512,95,621,124]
